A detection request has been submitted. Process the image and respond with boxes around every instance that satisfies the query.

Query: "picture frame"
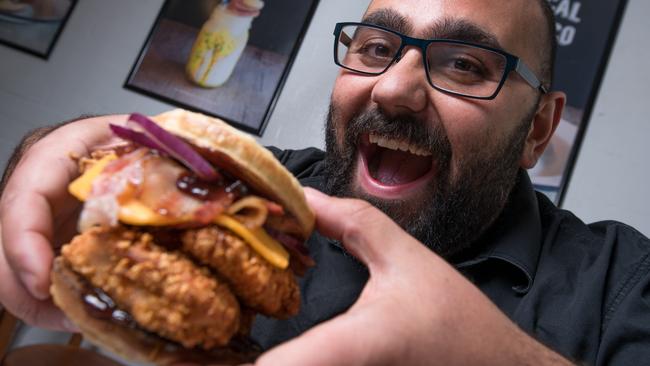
[0,0,77,59]
[530,0,629,204]
[125,0,320,136]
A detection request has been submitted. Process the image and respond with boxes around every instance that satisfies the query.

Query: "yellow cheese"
[103,200,291,269]
[214,215,290,269]
[68,153,117,201]
[117,200,181,226]
[117,207,289,269]
[69,154,289,269]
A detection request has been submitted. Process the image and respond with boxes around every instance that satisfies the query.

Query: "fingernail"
[23,271,50,300]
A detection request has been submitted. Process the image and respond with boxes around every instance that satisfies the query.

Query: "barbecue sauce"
[82,285,136,328]
[79,277,261,362]
[176,172,248,201]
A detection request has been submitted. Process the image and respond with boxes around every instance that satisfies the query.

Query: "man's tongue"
[368,147,432,186]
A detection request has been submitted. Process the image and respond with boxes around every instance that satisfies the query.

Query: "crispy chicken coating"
[61,226,241,349]
[182,226,300,318]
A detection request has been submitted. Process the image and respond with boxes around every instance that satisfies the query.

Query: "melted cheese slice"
[68,153,117,201]
[68,156,290,269]
[213,215,289,269]
[117,200,181,226]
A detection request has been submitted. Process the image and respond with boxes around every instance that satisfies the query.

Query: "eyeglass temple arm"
[339,31,352,47]
[515,60,548,94]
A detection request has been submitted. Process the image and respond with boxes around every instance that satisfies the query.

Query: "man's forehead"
[364,0,537,53]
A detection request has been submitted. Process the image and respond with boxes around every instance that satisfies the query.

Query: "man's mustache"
[344,107,453,165]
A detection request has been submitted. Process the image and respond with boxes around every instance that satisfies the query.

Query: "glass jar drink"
[186,0,264,88]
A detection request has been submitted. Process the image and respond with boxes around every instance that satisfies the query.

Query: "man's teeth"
[369,134,432,156]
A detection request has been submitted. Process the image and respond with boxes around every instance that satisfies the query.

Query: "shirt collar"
[454,170,542,294]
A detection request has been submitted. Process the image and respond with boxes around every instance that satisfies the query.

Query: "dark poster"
[125,0,319,135]
[0,0,76,58]
[529,0,627,203]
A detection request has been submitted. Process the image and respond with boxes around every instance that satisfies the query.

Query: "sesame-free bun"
[152,109,315,240]
[50,257,261,365]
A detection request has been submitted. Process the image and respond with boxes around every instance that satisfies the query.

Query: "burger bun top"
[152,109,315,240]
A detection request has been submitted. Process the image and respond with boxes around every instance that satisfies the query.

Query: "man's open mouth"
[356,133,436,198]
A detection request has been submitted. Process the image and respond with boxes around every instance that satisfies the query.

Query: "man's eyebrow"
[361,12,504,51]
[362,9,413,35]
[429,18,503,50]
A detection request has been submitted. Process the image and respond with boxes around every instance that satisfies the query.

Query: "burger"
[50,109,315,365]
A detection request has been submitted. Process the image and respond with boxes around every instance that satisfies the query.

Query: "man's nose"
[370,47,429,116]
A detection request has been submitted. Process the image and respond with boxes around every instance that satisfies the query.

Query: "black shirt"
[252,147,650,365]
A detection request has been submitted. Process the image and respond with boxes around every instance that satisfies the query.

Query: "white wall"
[0,0,648,236]
[0,0,367,159]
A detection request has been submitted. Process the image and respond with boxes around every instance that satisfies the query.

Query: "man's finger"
[255,315,367,366]
[1,133,83,299]
[2,191,56,300]
[0,235,74,331]
[0,115,124,328]
[304,188,425,272]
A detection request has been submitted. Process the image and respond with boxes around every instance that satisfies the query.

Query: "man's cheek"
[332,74,373,117]
[329,103,353,153]
[444,122,493,173]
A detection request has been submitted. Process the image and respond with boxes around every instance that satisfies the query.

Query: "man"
[1,0,649,365]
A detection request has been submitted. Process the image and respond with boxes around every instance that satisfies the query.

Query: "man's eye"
[366,44,392,57]
[356,41,395,58]
[452,58,483,74]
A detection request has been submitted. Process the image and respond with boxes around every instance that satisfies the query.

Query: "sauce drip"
[82,286,136,328]
[176,173,248,201]
[79,281,263,360]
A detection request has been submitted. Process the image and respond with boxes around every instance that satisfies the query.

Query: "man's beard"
[323,104,535,259]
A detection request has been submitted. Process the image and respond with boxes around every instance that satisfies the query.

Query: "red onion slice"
[109,124,165,151]
[126,113,221,182]
[266,227,315,269]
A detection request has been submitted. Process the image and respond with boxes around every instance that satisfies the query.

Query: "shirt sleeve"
[264,146,326,180]
[595,230,650,366]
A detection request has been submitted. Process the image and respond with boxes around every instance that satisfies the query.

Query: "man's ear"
[519,91,566,169]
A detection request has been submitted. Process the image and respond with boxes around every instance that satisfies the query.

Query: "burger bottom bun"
[50,257,261,365]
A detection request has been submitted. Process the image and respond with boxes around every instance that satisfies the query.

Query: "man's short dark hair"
[537,0,557,90]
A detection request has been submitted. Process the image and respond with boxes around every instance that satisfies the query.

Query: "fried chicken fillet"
[182,226,300,317]
[59,224,300,349]
[60,226,241,349]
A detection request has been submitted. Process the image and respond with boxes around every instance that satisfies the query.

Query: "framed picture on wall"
[125,0,319,136]
[529,0,629,204]
[0,0,77,59]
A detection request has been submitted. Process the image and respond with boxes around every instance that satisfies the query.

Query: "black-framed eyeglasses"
[333,22,547,100]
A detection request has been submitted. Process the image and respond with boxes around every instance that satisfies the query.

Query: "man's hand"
[257,189,572,366]
[0,115,128,331]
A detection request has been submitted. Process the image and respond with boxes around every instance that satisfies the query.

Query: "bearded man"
[1,0,649,365]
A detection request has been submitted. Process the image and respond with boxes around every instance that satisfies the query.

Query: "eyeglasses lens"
[336,24,508,98]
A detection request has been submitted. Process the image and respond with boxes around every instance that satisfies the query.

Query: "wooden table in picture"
[129,19,288,132]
